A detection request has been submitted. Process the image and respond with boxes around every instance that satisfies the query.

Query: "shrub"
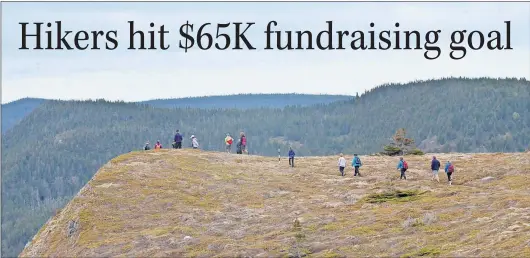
[408,148,425,155]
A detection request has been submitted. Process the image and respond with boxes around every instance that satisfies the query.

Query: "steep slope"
[21,150,530,257]
[4,77,530,257]
[1,98,45,134]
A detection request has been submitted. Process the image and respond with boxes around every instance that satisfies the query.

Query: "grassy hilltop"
[21,149,530,257]
[5,77,530,257]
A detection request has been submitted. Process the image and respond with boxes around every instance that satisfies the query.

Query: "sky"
[2,2,530,104]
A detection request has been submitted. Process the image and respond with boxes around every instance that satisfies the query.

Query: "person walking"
[444,161,454,185]
[174,130,183,149]
[225,133,233,153]
[431,156,441,182]
[288,147,295,167]
[352,154,362,176]
[397,157,408,180]
[338,153,346,176]
[191,135,199,149]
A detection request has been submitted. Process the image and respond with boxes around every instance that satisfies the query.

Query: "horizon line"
[2,92,356,105]
[2,75,528,105]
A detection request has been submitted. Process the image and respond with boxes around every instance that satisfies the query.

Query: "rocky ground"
[20,150,530,257]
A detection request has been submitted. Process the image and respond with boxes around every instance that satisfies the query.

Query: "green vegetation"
[382,128,424,156]
[2,94,351,133]
[3,77,530,257]
[1,98,45,134]
[364,190,423,203]
[140,93,352,109]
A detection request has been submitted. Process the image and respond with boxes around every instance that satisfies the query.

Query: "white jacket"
[338,157,346,167]
[192,138,199,148]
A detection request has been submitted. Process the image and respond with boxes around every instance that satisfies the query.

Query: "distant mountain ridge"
[1,98,46,134]
[140,93,353,109]
[1,94,352,134]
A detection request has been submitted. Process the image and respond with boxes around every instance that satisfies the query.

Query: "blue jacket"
[431,159,440,170]
[397,160,404,169]
[288,150,295,158]
[444,162,451,172]
[174,133,183,142]
[352,156,362,167]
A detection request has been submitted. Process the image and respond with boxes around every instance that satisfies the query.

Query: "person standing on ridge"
[191,135,199,149]
[431,156,441,182]
[288,147,295,167]
[338,153,346,176]
[225,133,233,153]
[352,154,362,176]
[236,139,243,154]
[154,140,162,150]
[174,130,183,149]
[444,160,454,185]
[397,157,408,180]
[240,132,247,154]
[144,141,150,150]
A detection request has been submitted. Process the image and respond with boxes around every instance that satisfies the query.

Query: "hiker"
[240,132,247,154]
[174,130,183,149]
[352,154,362,176]
[397,157,408,180]
[288,147,295,167]
[444,161,454,185]
[225,133,233,153]
[236,139,243,154]
[338,153,346,176]
[154,140,162,150]
[431,156,441,182]
[144,142,150,150]
[191,135,199,149]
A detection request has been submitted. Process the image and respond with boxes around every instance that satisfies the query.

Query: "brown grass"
[20,150,530,257]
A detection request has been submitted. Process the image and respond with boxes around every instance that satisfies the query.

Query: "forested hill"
[141,93,353,109]
[2,77,530,257]
[1,94,351,134]
[1,98,45,134]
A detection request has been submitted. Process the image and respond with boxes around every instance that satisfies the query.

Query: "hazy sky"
[2,2,530,103]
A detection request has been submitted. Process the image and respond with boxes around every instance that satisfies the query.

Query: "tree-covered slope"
[2,77,530,257]
[1,98,46,134]
[141,93,353,109]
[1,94,352,134]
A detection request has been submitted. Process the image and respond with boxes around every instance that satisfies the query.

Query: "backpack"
[227,138,233,145]
[403,161,408,170]
[448,164,454,173]
[354,157,361,166]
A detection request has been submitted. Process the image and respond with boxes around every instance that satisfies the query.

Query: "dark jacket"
[288,150,295,158]
[431,159,441,170]
[174,133,183,143]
